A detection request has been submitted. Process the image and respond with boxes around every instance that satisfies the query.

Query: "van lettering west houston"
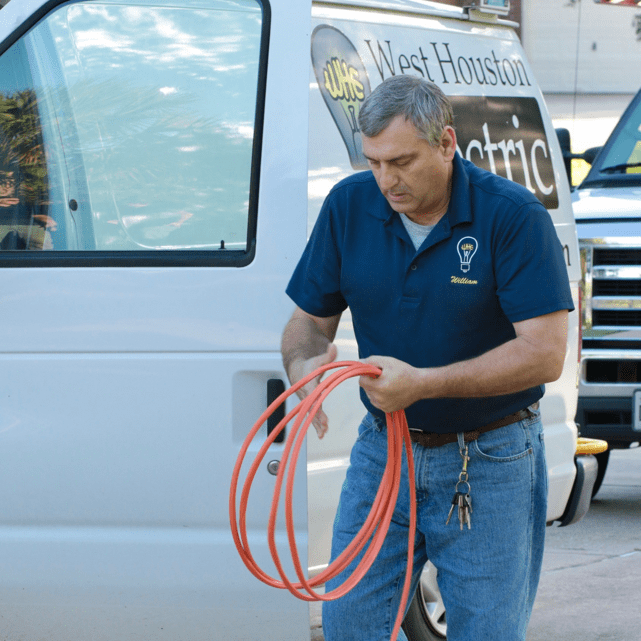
[311,25,559,216]
[365,40,531,88]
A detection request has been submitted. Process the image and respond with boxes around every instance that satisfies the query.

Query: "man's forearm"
[281,307,341,383]
[362,339,562,413]
[282,316,330,381]
[417,334,563,399]
[360,310,568,413]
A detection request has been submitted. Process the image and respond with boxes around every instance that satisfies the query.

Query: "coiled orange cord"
[229,361,416,641]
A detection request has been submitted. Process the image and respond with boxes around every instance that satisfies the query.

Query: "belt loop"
[456,432,466,450]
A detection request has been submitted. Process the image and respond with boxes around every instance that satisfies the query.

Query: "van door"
[0,0,312,639]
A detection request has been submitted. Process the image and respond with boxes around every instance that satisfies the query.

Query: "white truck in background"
[558,86,641,498]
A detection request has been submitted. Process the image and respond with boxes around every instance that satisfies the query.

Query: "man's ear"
[440,126,457,161]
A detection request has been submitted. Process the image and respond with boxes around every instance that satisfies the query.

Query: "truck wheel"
[402,561,447,640]
[591,449,610,499]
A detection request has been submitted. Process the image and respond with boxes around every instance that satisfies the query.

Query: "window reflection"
[0,0,262,254]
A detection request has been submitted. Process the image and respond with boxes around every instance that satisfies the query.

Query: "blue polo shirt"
[286,153,574,433]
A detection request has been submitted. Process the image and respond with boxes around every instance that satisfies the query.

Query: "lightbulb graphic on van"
[457,236,478,272]
[311,25,371,170]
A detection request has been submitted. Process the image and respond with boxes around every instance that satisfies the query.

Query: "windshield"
[593,93,641,178]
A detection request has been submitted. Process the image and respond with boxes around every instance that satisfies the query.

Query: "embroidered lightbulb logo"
[457,237,478,273]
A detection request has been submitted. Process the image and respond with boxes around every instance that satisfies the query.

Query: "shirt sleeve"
[494,202,575,323]
[285,196,348,318]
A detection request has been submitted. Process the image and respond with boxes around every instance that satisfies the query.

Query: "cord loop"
[229,361,416,641]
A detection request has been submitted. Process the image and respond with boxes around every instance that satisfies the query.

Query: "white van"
[0,0,591,640]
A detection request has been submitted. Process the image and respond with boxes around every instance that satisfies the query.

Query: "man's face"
[361,115,456,225]
[0,170,19,207]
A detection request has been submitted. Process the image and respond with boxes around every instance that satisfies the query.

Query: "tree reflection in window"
[0,89,53,250]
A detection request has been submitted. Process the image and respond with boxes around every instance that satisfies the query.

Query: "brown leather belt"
[408,403,539,448]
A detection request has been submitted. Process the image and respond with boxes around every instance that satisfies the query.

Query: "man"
[281,75,573,641]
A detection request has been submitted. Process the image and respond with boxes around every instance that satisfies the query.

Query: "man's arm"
[359,309,568,414]
[281,306,342,438]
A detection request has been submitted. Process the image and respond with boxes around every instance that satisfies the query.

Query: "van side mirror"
[556,127,573,182]
[555,128,603,189]
[582,146,602,166]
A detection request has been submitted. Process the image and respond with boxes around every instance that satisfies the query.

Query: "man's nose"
[378,164,399,191]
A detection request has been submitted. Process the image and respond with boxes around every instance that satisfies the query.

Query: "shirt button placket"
[402,260,421,306]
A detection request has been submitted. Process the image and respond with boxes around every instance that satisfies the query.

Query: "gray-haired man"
[282,75,573,640]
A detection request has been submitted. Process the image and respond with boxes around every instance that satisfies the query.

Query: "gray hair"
[358,75,454,146]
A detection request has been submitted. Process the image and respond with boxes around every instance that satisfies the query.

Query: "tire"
[402,561,447,641]
[591,449,610,499]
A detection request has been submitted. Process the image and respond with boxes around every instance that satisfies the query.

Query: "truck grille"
[583,242,641,330]
[585,359,641,383]
[593,280,641,296]
[593,310,641,326]
[594,248,641,265]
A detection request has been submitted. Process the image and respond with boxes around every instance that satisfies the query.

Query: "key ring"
[455,478,471,495]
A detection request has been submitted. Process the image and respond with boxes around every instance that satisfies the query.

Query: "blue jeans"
[322,409,547,641]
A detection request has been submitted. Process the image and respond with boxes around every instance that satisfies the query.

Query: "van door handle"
[267,378,286,443]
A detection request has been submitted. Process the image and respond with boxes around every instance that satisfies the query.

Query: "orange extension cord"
[229,361,417,641]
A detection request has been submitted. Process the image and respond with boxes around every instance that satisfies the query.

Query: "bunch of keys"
[445,444,472,530]
[446,489,472,530]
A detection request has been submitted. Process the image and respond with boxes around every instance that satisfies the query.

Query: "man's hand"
[288,343,338,439]
[281,307,341,439]
[359,355,422,414]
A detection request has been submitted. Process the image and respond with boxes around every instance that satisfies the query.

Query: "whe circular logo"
[311,25,372,170]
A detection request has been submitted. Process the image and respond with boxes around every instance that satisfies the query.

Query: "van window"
[0,0,265,265]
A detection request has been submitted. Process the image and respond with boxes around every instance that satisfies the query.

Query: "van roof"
[315,0,462,15]
[313,0,518,26]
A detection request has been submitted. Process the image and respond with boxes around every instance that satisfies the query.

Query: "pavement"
[528,446,641,641]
